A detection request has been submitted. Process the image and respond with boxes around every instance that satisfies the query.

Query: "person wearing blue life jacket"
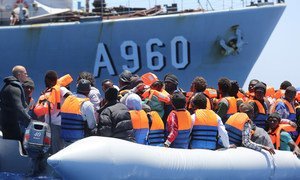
[61,79,97,145]
[125,93,149,145]
[164,92,192,149]
[248,82,269,130]
[190,93,232,150]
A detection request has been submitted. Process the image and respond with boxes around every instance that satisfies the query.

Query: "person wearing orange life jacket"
[142,80,170,118]
[215,77,237,123]
[225,103,275,154]
[190,93,232,150]
[266,112,300,156]
[245,79,259,100]
[270,86,297,121]
[142,104,165,146]
[229,80,245,111]
[125,93,149,145]
[77,71,102,123]
[164,92,192,149]
[248,82,269,130]
[186,77,213,114]
[270,86,299,140]
[273,80,292,100]
[34,70,71,154]
[61,79,96,145]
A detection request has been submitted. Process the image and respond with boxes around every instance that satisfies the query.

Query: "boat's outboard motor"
[23,121,51,158]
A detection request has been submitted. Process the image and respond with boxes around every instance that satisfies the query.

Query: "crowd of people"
[1,65,300,160]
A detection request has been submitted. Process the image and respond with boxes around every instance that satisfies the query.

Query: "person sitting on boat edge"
[225,103,275,154]
[164,92,192,149]
[266,112,300,157]
[97,87,135,142]
[190,93,234,150]
[60,79,97,146]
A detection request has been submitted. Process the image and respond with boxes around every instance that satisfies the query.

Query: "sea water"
[0,172,60,179]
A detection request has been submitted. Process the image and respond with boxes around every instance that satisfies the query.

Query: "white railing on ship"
[105,0,283,12]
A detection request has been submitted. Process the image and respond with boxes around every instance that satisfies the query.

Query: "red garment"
[166,111,178,144]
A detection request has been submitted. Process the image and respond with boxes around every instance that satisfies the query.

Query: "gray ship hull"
[0,4,285,96]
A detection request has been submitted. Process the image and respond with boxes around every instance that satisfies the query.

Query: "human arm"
[11,86,32,122]
[81,101,96,129]
[242,122,275,154]
[280,118,297,128]
[164,112,178,147]
[217,115,230,148]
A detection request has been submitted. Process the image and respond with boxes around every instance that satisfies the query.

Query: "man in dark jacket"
[0,65,32,141]
[98,87,135,142]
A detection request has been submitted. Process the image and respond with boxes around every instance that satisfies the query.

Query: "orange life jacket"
[57,74,73,87]
[129,110,149,145]
[268,124,296,150]
[34,84,61,117]
[225,112,250,146]
[190,109,218,149]
[266,86,275,98]
[248,99,268,129]
[147,111,165,146]
[61,95,89,141]
[270,99,296,121]
[167,110,192,149]
[204,88,218,99]
[274,89,285,99]
[142,89,170,104]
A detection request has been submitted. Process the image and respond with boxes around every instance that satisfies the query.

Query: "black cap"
[119,70,132,83]
[164,74,178,85]
[105,87,119,101]
[77,79,91,94]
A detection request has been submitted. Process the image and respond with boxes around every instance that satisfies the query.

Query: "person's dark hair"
[218,77,231,94]
[229,80,239,97]
[254,82,266,93]
[171,92,186,110]
[192,93,207,109]
[267,112,281,122]
[105,87,119,101]
[285,86,297,99]
[280,80,292,90]
[151,80,164,91]
[45,70,58,87]
[164,73,179,86]
[77,71,95,87]
[119,70,132,83]
[192,76,207,92]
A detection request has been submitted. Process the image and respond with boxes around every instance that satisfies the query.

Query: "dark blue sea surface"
[0,172,60,180]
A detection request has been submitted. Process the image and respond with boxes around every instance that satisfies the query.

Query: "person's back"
[98,87,135,142]
[61,79,96,144]
[165,92,192,149]
[190,109,218,149]
[147,111,165,146]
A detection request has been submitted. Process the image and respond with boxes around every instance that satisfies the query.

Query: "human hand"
[289,121,297,128]
[263,146,276,155]
[229,144,237,148]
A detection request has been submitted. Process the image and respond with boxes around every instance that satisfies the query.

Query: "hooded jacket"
[0,76,31,140]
